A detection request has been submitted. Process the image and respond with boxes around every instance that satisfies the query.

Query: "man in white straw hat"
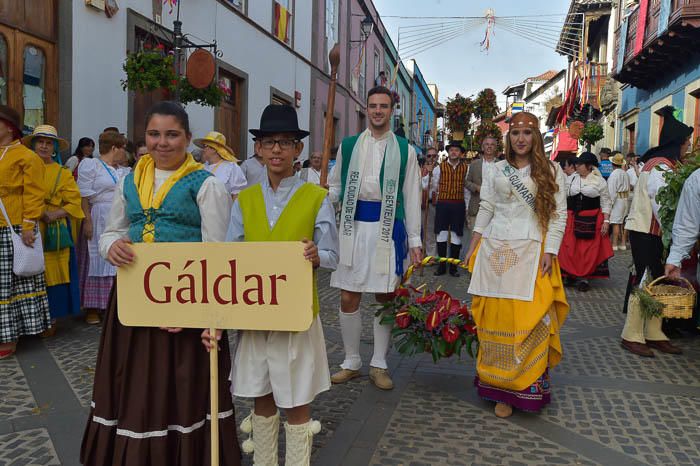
[194,131,247,199]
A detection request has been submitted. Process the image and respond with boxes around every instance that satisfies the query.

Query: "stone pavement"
[1,251,700,465]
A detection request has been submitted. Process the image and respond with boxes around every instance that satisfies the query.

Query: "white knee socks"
[370,314,391,369]
[240,410,280,466]
[339,309,362,370]
[285,420,321,466]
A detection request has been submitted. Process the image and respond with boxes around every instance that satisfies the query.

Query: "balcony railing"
[614,0,700,85]
[585,63,608,109]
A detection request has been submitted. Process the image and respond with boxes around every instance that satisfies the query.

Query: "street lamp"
[423,130,431,149]
[350,14,374,43]
[417,109,423,145]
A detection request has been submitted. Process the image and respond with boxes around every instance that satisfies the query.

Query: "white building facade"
[69,0,312,159]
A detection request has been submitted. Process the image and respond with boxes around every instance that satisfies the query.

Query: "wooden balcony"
[586,63,608,109]
[614,0,700,88]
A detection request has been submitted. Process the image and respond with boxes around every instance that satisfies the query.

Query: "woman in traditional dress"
[22,126,84,337]
[465,111,569,418]
[607,152,631,250]
[64,137,95,177]
[0,105,50,359]
[76,130,129,324]
[195,131,247,199]
[80,101,241,465]
[558,152,614,292]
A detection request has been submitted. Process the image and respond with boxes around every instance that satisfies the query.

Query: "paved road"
[1,251,699,465]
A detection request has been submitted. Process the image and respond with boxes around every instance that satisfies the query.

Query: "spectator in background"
[65,137,95,178]
[22,126,84,337]
[240,147,266,187]
[607,152,631,250]
[0,105,50,359]
[135,140,148,162]
[194,131,247,199]
[598,147,613,180]
[77,130,130,324]
[300,151,323,185]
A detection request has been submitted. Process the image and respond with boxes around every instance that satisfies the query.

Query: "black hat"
[249,104,310,139]
[445,140,465,153]
[640,106,693,162]
[575,151,599,167]
[0,104,21,135]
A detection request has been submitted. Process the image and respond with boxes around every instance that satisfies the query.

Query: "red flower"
[156,43,165,50]
[442,325,460,343]
[416,293,438,304]
[143,43,152,50]
[139,67,145,73]
[393,288,410,299]
[395,311,411,329]
[171,79,179,85]
[425,310,443,331]
[463,324,476,335]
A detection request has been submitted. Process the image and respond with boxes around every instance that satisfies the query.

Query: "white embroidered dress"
[77,158,130,277]
[328,131,422,293]
[203,160,247,196]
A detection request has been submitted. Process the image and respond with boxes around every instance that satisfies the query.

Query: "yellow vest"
[238,182,327,317]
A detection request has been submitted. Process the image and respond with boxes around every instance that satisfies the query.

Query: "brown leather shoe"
[330,368,360,384]
[369,366,394,390]
[646,340,683,355]
[85,310,101,325]
[621,339,654,357]
[494,402,513,418]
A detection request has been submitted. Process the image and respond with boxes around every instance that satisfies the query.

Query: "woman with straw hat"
[194,131,247,198]
[607,152,631,251]
[22,125,84,337]
[0,105,50,358]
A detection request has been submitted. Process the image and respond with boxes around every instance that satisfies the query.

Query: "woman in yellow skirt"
[464,112,569,418]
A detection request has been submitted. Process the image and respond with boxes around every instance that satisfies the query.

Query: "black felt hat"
[249,104,310,139]
[640,106,693,162]
[445,140,465,153]
[575,151,599,167]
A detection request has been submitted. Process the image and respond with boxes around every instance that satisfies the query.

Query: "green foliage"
[121,49,178,93]
[475,88,499,120]
[632,287,665,320]
[446,94,475,133]
[656,152,700,252]
[579,122,604,149]
[179,79,227,108]
[474,120,504,153]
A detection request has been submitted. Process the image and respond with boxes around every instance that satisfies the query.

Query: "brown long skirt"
[80,287,241,466]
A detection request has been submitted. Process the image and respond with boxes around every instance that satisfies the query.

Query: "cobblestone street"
[1,251,700,466]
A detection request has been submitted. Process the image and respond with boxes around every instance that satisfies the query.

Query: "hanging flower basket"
[376,257,478,362]
[121,45,178,93]
[446,94,474,134]
[179,78,229,108]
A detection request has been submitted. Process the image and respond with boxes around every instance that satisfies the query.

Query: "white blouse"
[568,172,612,214]
[607,168,631,199]
[77,157,130,204]
[474,160,568,256]
[204,160,247,196]
[98,169,232,259]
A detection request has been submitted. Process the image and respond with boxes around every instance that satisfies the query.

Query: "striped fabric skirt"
[77,228,113,311]
[0,226,50,343]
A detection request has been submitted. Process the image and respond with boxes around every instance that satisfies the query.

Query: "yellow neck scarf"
[133,153,203,242]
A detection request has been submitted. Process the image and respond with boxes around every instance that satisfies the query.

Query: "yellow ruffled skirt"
[468,240,569,392]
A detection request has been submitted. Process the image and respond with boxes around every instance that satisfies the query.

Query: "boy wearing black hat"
[208,104,339,465]
[423,140,470,276]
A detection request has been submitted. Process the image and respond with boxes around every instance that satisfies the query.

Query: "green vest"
[237,182,326,318]
[340,133,409,220]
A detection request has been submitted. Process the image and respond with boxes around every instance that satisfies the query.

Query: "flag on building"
[511,101,524,114]
[274,2,292,43]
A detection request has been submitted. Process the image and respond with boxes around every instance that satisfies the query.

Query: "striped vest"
[438,161,468,201]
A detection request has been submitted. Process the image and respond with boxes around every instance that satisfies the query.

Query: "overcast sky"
[374,0,571,108]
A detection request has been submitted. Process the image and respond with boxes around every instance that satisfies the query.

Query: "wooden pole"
[210,328,219,466]
[420,169,433,276]
[320,44,341,188]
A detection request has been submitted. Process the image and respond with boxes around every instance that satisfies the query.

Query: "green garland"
[656,152,700,252]
[179,79,226,108]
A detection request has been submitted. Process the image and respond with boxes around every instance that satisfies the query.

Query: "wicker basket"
[644,276,697,319]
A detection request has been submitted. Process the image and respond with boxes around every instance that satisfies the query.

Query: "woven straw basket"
[645,276,697,319]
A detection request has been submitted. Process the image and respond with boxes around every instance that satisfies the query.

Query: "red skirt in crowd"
[559,208,614,279]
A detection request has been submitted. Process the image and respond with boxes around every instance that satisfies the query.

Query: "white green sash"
[501,163,536,211]
[340,129,402,275]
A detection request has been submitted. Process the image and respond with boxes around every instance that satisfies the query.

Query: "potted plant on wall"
[446,93,474,141]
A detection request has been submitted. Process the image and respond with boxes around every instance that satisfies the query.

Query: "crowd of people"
[0,87,698,465]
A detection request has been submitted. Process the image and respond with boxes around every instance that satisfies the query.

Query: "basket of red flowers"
[376,257,478,363]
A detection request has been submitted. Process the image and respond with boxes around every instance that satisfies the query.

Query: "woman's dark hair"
[145,101,190,134]
[560,157,575,170]
[73,137,95,158]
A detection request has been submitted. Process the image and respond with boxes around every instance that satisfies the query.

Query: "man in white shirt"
[665,168,700,280]
[328,86,423,390]
[300,152,322,185]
